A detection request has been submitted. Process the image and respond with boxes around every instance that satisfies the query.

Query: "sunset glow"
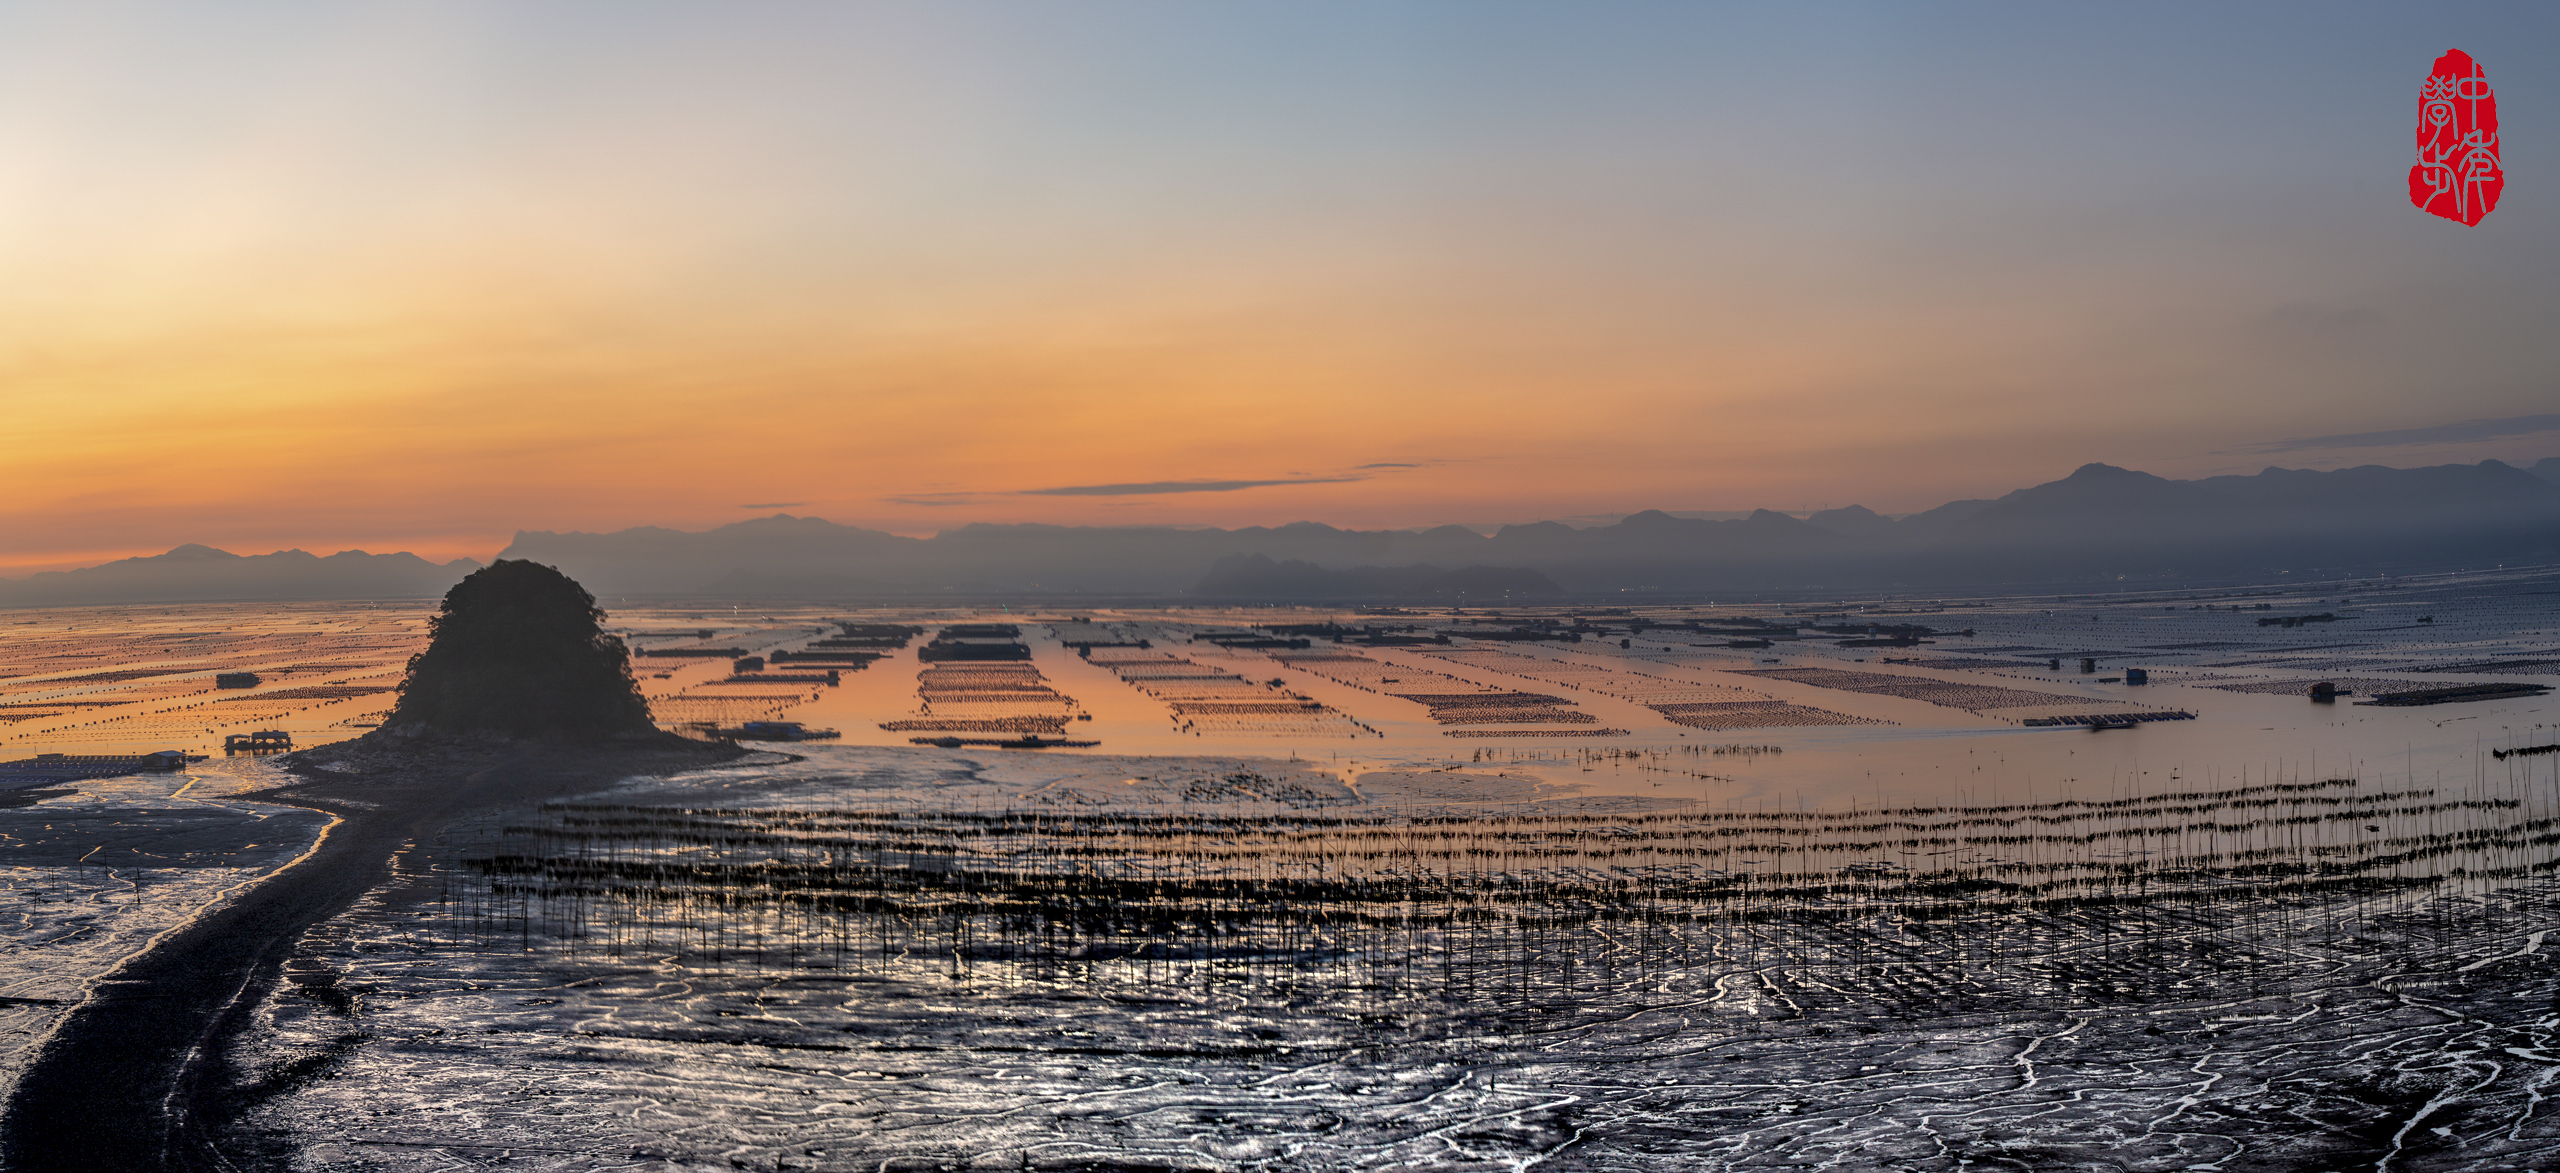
[4,2,2554,573]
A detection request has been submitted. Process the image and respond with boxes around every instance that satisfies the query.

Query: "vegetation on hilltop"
[386,560,657,739]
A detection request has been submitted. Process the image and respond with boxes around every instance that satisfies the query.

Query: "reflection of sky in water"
[0,756,324,868]
[755,587,2557,813]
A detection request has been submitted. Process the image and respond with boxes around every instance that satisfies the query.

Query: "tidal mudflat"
[0,758,328,1102]
[4,567,2556,1169]
[211,740,2560,1171]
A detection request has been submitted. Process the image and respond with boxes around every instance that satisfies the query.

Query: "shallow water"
[767,590,2555,816]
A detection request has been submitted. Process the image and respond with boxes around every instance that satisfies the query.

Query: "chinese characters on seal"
[2409,49,2501,226]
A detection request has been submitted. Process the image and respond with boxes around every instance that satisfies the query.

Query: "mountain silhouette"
[0,546,481,606]
[11,458,2556,604]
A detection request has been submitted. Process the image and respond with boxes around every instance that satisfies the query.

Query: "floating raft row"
[2491,743,2560,761]
[0,750,195,784]
[769,651,878,666]
[708,721,840,742]
[908,735,1099,749]
[2020,711,2196,727]
[1445,728,1634,738]
[2357,682,2553,707]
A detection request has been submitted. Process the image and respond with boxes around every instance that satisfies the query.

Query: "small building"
[225,730,294,753]
[215,672,261,689]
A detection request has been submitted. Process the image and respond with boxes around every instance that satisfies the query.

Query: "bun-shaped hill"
[380,560,659,740]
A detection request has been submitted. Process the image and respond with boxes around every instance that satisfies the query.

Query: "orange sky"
[5,3,2555,575]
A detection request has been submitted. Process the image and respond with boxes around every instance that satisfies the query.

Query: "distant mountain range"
[496,458,2560,598]
[0,545,483,607]
[8,459,2557,605]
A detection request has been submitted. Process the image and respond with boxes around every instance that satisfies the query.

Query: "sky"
[3,1,2556,573]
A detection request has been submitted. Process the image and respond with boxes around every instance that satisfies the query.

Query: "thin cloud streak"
[740,502,806,509]
[1021,477,1366,497]
[2230,414,2560,455]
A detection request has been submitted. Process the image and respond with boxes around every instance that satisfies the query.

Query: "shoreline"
[0,736,750,1173]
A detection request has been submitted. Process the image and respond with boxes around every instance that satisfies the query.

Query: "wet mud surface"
[0,738,751,1173]
[209,748,2560,1172]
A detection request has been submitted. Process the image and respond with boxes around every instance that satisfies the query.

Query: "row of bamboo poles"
[427,757,2560,1022]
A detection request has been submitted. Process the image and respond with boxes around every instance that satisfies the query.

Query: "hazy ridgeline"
[436,757,2560,1024]
[17,460,2549,606]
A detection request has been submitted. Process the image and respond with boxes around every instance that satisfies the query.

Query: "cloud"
[2229,413,2560,455]
[883,493,983,507]
[1356,462,1423,469]
[1020,477,1366,497]
[741,502,806,509]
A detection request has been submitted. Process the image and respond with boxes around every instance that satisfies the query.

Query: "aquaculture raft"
[2020,711,2195,727]
[703,721,840,742]
[908,734,1099,749]
[2357,682,2552,707]
[0,750,194,784]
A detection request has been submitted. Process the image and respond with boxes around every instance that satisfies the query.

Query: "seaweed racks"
[2356,682,2553,706]
[2201,676,2418,697]
[442,758,2560,1021]
[1736,665,2182,723]
[0,750,191,784]
[2021,712,2195,727]
[1418,645,1878,731]
[650,668,834,727]
[880,663,1078,735]
[1270,650,1626,737]
[1087,647,1369,737]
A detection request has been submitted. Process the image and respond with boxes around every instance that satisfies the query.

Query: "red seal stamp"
[2409,49,2502,226]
